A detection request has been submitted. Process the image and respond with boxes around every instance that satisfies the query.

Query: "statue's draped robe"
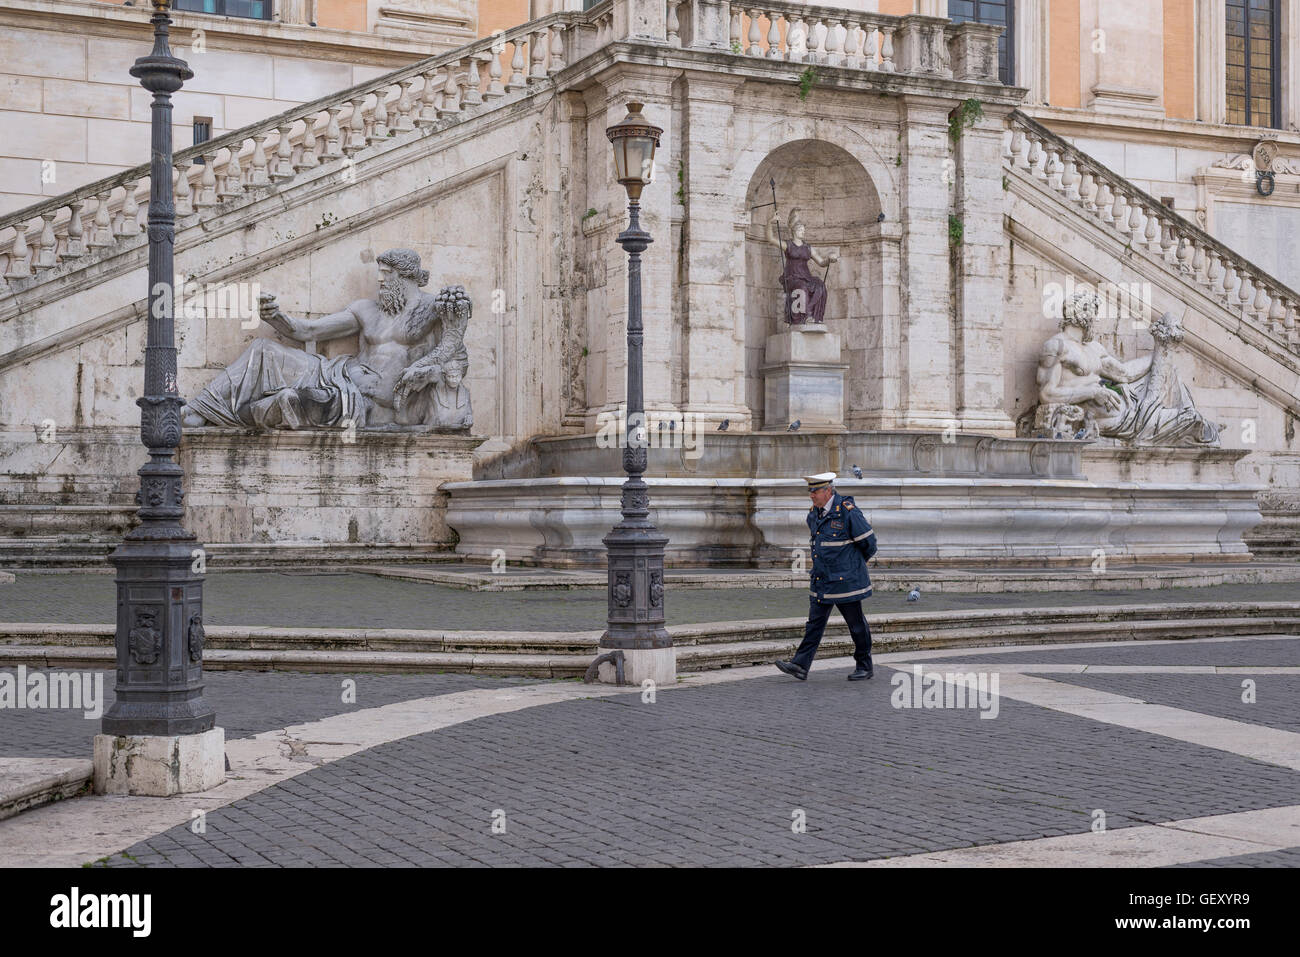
[1101,342,1220,446]
[186,338,367,430]
[781,243,828,324]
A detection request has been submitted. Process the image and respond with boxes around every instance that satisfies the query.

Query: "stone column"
[679,71,752,429]
[847,221,903,430]
[895,94,955,431]
[594,68,676,421]
[1195,0,1227,124]
[953,102,1016,435]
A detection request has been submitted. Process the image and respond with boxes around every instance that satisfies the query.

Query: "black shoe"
[848,664,874,681]
[775,660,808,681]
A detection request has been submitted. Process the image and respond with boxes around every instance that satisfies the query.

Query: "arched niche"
[742,139,891,429]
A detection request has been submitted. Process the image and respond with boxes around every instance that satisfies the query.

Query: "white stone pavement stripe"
[0,633,1293,867]
[820,805,1300,867]
[898,670,1300,771]
[873,633,1298,662]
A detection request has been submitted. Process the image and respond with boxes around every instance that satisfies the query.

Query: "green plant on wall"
[948,215,964,247]
[730,40,743,54]
[797,66,817,101]
[677,161,685,205]
[948,98,984,142]
[582,208,598,221]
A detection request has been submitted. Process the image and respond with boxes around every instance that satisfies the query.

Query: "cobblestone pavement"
[0,671,542,759]
[2,572,1295,631]
[78,636,1298,868]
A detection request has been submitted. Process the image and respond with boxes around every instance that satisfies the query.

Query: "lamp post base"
[93,727,225,796]
[594,646,677,686]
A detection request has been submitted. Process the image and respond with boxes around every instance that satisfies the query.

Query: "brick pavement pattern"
[94,667,1300,867]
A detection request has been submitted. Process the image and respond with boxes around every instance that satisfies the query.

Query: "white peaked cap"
[802,472,836,489]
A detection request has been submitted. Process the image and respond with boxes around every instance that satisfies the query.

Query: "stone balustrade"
[1005,111,1300,354]
[0,10,587,300]
[0,0,1001,302]
[670,1,998,80]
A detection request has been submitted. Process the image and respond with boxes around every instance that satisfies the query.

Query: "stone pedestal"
[93,727,225,796]
[598,647,677,686]
[760,326,848,430]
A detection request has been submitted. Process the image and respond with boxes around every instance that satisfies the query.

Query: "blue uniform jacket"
[807,492,877,604]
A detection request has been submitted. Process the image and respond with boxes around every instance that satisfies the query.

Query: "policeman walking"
[775,472,878,681]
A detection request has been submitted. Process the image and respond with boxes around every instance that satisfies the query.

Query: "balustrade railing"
[720,4,899,71]
[0,0,1001,302]
[1006,111,1300,353]
[0,8,593,297]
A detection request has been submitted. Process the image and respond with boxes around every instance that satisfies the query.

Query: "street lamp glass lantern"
[606,102,662,203]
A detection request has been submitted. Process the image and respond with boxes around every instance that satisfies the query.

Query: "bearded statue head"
[375,248,430,316]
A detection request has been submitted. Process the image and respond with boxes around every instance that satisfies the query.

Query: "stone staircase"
[4,601,1297,677]
[1002,111,1300,557]
[0,6,590,336]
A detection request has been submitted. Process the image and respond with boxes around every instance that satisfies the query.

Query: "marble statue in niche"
[764,208,840,325]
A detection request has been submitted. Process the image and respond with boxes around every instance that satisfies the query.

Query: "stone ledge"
[3,603,1296,674]
[0,757,93,822]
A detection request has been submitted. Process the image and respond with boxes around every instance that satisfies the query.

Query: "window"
[1226,0,1281,127]
[193,118,212,164]
[173,0,272,20]
[948,0,1015,86]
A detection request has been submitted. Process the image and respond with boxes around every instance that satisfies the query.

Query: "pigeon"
[851,464,863,480]
[876,212,886,223]
[907,587,921,603]
[1073,428,1088,440]
[717,419,730,431]
[787,420,801,432]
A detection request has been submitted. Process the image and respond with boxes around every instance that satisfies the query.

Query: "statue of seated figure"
[183,248,471,432]
[1027,291,1221,447]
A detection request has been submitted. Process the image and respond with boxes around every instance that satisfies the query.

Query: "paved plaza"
[1,633,1296,867]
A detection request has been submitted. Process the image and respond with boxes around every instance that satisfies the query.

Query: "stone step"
[0,758,93,821]
[350,562,1300,592]
[3,604,1295,655]
[0,623,601,655]
[1,604,1295,675]
[0,646,589,679]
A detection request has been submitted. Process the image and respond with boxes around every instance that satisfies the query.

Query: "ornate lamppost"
[96,0,222,793]
[598,102,674,685]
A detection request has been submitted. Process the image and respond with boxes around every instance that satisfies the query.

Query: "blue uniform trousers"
[791,598,872,671]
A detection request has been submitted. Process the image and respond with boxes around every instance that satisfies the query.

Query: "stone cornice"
[560,40,1025,108]
[0,0,458,65]
[1023,104,1300,153]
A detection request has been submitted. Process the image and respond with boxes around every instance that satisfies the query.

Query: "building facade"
[0,0,1297,568]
